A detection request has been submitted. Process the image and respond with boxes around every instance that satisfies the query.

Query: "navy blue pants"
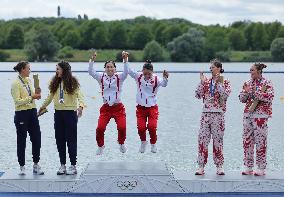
[14,108,41,166]
[54,110,78,166]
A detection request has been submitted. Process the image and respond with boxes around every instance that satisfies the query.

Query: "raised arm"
[119,51,129,81]
[195,72,206,99]
[88,60,103,81]
[158,70,169,87]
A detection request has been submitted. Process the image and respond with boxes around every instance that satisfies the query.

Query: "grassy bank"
[0,49,273,62]
[1,49,145,62]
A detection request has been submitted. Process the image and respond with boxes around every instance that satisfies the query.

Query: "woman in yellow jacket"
[11,61,44,175]
[39,60,85,175]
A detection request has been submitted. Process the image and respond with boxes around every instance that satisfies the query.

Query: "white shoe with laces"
[19,166,26,176]
[254,168,265,176]
[151,144,157,153]
[66,165,77,175]
[242,166,254,175]
[33,164,44,175]
[139,141,147,153]
[57,165,66,175]
[216,166,225,175]
[119,144,127,153]
[195,167,204,175]
[96,146,105,155]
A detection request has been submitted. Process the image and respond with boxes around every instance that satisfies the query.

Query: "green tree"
[205,28,229,52]
[228,29,246,50]
[24,27,61,61]
[92,25,108,49]
[79,19,102,49]
[143,40,165,62]
[277,27,284,38]
[252,23,269,50]
[108,22,128,49]
[62,30,80,48]
[167,28,205,62]
[130,25,153,49]
[266,21,281,44]
[161,25,183,46]
[6,24,24,49]
[271,38,284,61]
[244,23,255,50]
[154,23,167,45]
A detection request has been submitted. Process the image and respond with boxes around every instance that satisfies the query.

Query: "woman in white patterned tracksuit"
[195,59,231,176]
[239,63,274,176]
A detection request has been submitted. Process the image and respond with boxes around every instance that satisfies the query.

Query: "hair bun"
[261,63,267,69]
[145,59,152,64]
[220,69,224,73]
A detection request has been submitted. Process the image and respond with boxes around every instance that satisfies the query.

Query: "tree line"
[0,16,283,62]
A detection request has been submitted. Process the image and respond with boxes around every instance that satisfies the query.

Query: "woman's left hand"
[163,70,169,79]
[77,107,83,118]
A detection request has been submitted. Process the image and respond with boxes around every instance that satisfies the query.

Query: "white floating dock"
[0,162,284,193]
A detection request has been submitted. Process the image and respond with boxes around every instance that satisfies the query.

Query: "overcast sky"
[0,0,283,25]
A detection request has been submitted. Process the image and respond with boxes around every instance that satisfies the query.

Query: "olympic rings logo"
[117,180,138,190]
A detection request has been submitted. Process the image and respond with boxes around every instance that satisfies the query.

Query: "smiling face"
[250,65,261,80]
[210,64,221,77]
[56,65,63,78]
[20,64,31,78]
[105,62,116,76]
[142,68,153,80]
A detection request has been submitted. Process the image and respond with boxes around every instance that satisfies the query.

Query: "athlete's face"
[143,68,153,80]
[105,62,116,77]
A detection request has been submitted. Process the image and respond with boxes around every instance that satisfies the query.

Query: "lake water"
[0,62,284,173]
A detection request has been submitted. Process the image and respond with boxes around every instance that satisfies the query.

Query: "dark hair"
[49,60,80,94]
[143,60,153,71]
[13,61,29,72]
[104,60,116,68]
[254,63,267,74]
[210,58,224,73]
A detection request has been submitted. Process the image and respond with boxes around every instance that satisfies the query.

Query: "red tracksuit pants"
[243,117,268,169]
[96,103,126,147]
[136,105,159,144]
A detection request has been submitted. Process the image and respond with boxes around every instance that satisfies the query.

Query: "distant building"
[57,6,61,17]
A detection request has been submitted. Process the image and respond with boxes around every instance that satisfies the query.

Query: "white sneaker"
[216,166,225,175]
[139,141,148,153]
[66,165,77,175]
[254,168,265,176]
[33,164,44,175]
[19,166,26,176]
[242,166,254,175]
[119,144,127,153]
[195,167,204,175]
[151,144,157,153]
[57,165,66,175]
[96,146,105,155]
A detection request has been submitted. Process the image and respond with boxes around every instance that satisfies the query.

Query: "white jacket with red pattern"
[239,77,274,118]
[88,61,128,106]
[195,77,231,113]
[128,65,168,107]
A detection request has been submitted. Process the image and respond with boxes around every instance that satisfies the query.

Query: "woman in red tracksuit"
[128,60,169,153]
[239,63,274,176]
[88,52,128,155]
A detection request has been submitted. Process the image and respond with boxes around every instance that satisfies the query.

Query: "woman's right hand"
[122,51,129,62]
[200,72,206,84]
[91,52,97,61]
[32,93,41,100]
[243,83,250,93]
